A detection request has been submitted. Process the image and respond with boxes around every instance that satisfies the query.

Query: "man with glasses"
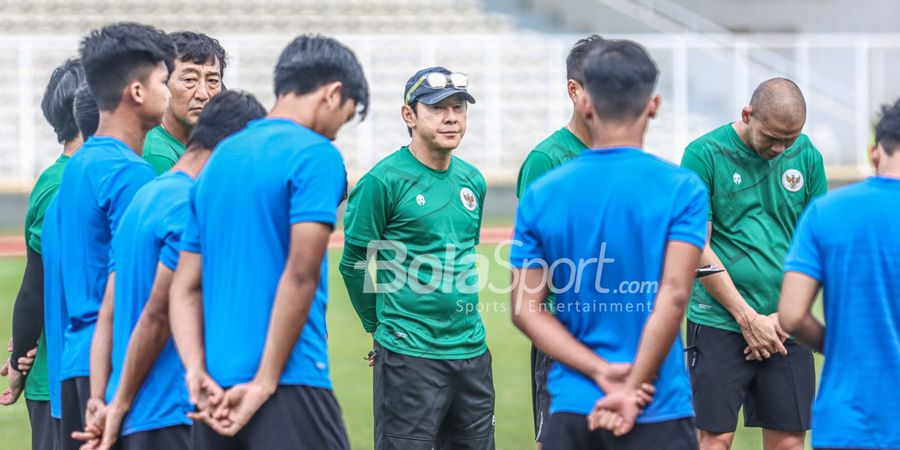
[340,66,495,450]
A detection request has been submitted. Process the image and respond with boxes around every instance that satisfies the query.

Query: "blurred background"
[1,0,899,224]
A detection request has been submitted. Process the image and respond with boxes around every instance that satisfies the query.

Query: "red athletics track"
[0,228,515,258]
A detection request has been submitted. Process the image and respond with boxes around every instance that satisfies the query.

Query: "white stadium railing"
[0,33,898,190]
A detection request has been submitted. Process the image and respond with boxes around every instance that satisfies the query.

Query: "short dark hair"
[73,83,99,139]
[187,90,266,151]
[169,31,227,74]
[583,40,659,122]
[875,99,900,156]
[274,34,369,120]
[41,58,85,143]
[566,35,607,84]
[79,22,176,111]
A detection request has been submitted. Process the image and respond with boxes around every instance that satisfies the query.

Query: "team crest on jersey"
[460,188,477,211]
[782,169,804,192]
[733,173,742,185]
[416,194,425,206]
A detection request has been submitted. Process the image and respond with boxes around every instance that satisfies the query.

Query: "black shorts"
[542,413,698,450]
[373,342,495,450]
[190,385,348,450]
[531,344,552,443]
[120,424,189,450]
[26,399,53,450]
[60,377,90,450]
[686,320,814,434]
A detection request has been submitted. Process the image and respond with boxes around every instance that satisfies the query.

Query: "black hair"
[79,22,176,111]
[73,83,99,138]
[566,34,607,84]
[875,99,900,156]
[274,34,369,120]
[169,31,227,74]
[583,40,659,122]
[41,58,85,143]
[187,90,266,151]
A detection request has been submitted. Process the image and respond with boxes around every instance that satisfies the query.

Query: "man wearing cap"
[340,67,494,450]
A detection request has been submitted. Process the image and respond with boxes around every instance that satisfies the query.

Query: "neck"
[590,120,646,149]
[732,121,753,149]
[171,147,210,178]
[62,136,83,156]
[566,113,592,147]
[269,94,321,134]
[408,140,452,171]
[95,110,152,155]
[161,110,191,144]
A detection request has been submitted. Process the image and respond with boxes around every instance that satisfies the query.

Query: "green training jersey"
[21,153,69,401]
[516,126,588,198]
[142,126,185,175]
[343,146,487,360]
[681,123,827,333]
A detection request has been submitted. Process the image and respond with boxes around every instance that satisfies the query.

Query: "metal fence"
[1,32,898,190]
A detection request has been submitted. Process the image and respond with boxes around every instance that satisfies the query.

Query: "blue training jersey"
[106,170,194,436]
[181,118,346,389]
[56,136,155,380]
[510,147,708,422]
[784,176,900,449]
[42,198,64,418]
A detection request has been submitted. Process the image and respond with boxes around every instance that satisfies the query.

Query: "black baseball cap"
[404,66,476,106]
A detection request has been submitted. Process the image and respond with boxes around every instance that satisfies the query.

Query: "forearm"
[253,275,317,392]
[89,272,116,400]
[624,296,686,390]
[513,307,609,380]
[170,287,206,374]
[783,314,824,352]
[111,311,170,408]
[698,245,756,325]
[11,247,45,367]
[339,244,378,333]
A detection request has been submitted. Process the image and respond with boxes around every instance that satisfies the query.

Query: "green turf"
[0,249,821,449]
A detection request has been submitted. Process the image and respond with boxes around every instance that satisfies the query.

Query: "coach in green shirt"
[340,67,493,450]
[143,32,225,174]
[682,78,826,450]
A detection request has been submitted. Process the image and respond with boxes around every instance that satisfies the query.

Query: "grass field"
[0,247,821,449]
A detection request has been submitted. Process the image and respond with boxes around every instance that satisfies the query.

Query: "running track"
[0,227,515,258]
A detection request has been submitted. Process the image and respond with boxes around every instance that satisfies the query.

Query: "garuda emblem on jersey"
[460,187,477,211]
[782,169,804,193]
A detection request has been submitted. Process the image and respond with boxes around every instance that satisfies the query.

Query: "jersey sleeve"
[667,174,710,250]
[181,185,202,254]
[516,151,555,199]
[159,200,190,271]
[24,184,59,255]
[805,145,828,202]
[784,201,823,281]
[289,144,346,227]
[509,189,546,268]
[680,143,715,220]
[476,171,487,245]
[343,175,392,248]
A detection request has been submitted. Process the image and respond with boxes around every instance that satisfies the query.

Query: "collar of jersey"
[582,146,643,158]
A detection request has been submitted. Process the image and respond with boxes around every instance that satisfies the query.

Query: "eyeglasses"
[405,72,469,104]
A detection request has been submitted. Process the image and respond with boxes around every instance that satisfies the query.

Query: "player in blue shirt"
[509,40,708,449]
[169,35,368,450]
[71,91,266,450]
[53,23,175,450]
[779,99,900,450]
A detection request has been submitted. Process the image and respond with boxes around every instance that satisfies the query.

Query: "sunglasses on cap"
[405,72,470,105]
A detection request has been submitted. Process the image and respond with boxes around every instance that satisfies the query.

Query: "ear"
[869,142,881,170]
[127,80,144,106]
[566,79,581,104]
[578,93,594,123]
[323,81,344,109]
[646,95,661,119]
[401,103,416,130]
[741,106,753,125]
